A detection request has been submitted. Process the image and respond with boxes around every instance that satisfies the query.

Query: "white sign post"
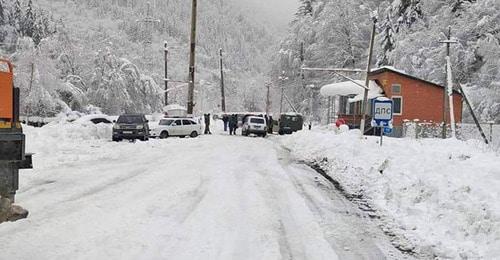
[371,98,394,146]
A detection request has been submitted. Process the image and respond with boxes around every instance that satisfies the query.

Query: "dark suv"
[112,114,150,141]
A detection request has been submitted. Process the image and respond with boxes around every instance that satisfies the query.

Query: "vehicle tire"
[160,131,169,139]
[140,136,149,141]
[190,131,199,138]
[262,133,267,138]
[278,130,284,135]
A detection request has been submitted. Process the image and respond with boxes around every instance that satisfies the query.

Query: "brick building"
[321,67,463,136]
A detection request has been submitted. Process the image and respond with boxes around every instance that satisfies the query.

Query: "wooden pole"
[458,85,489,144]
[187,0,197,114]
[360,20,376,137]
[265,82,271,116]
[164,42,168,105]
[219,48,226,112]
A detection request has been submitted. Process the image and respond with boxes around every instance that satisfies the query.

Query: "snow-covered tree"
[0,0,5,25]
[22,0,35,38]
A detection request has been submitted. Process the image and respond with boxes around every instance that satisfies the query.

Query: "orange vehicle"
[0,59,32,209]
[0,59,15,128]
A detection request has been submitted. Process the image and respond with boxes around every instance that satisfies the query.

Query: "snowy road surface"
[0,133,407,259]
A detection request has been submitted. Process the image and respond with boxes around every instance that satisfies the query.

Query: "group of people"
[222,114,239,135]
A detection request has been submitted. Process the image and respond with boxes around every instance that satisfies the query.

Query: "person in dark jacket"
[268,116,274,134]
[229,114,238,135]
[204,113,211,134]
[222,114,229,132]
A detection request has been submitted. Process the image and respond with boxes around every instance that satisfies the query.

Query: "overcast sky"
[231,0,299,32]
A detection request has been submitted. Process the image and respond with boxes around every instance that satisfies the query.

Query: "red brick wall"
[369,71,463,126]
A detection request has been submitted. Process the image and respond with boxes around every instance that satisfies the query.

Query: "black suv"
[112,114,150,141]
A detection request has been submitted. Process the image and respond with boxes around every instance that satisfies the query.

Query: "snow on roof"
[282,112,302,116]
[373,66,408,75]
[163,104,187,112]
[320,80,383,103]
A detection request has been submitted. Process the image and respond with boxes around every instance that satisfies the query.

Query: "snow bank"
[23,119,113,170]
[278,130,500,259]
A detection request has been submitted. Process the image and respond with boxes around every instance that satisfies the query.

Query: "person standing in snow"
[267,116,274,134]
[222,114,229,132]
[229,114,237,135]
[204,114,212,135]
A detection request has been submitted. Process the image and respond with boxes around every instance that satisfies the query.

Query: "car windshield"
[250,118,265,124]
[159,119,174,126]
[117,115,143,124]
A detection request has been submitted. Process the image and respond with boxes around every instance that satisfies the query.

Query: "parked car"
[279,113,303,135]
[112,114,150,141]
[241,116,267,137]
[150,117,202,139]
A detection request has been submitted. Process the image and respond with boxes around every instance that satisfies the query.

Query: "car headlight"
[137,125,144,130]
[113,124,120,130]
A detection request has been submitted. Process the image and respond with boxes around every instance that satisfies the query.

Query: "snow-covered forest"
[0,0,275,116]
[274,0,500,122]
[2,0,499,121]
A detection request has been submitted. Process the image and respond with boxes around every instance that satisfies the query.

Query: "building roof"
[369,66,462,95]
[320,80,384,102]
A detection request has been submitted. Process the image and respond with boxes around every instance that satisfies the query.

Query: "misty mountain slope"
[3,0,277,115]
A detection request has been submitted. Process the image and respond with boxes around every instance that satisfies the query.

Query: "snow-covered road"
[0,132,407,259]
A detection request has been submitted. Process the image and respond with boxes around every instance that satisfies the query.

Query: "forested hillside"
[0,0,275,116]
[274,0,500,121]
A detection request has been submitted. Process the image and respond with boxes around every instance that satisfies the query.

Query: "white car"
[150,117,202,139]
[241,116,267,137]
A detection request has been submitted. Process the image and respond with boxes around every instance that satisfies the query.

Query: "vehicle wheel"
[278,130,284,135]
[160,131,169,139]
[190,131,199,138]
[262,133,267,138]
[140,136,149,141]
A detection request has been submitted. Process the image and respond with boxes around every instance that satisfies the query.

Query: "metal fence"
[403,121,500,148]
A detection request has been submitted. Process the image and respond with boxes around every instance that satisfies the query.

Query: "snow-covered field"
[0,122,409,260]
[279,129,500,259]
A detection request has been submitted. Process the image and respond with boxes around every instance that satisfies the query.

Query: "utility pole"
[300,42,305,88]
[359,19,377,137]
[265,82,271,116]
[187,0,198,115]
[278,71,288,115]
[219,48,226,112]
[136,2,159,65]
[458,84,489,144]
[164,42,169,106]
[440,27,458,138]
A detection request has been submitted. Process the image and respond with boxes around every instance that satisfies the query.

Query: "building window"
[392,96,403,115]
[392,84,401,94]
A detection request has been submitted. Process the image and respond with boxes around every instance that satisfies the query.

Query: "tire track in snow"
[273,144,410,260]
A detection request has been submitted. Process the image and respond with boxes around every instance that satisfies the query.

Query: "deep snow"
[0,122,408,260]
[279,128,500,259]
